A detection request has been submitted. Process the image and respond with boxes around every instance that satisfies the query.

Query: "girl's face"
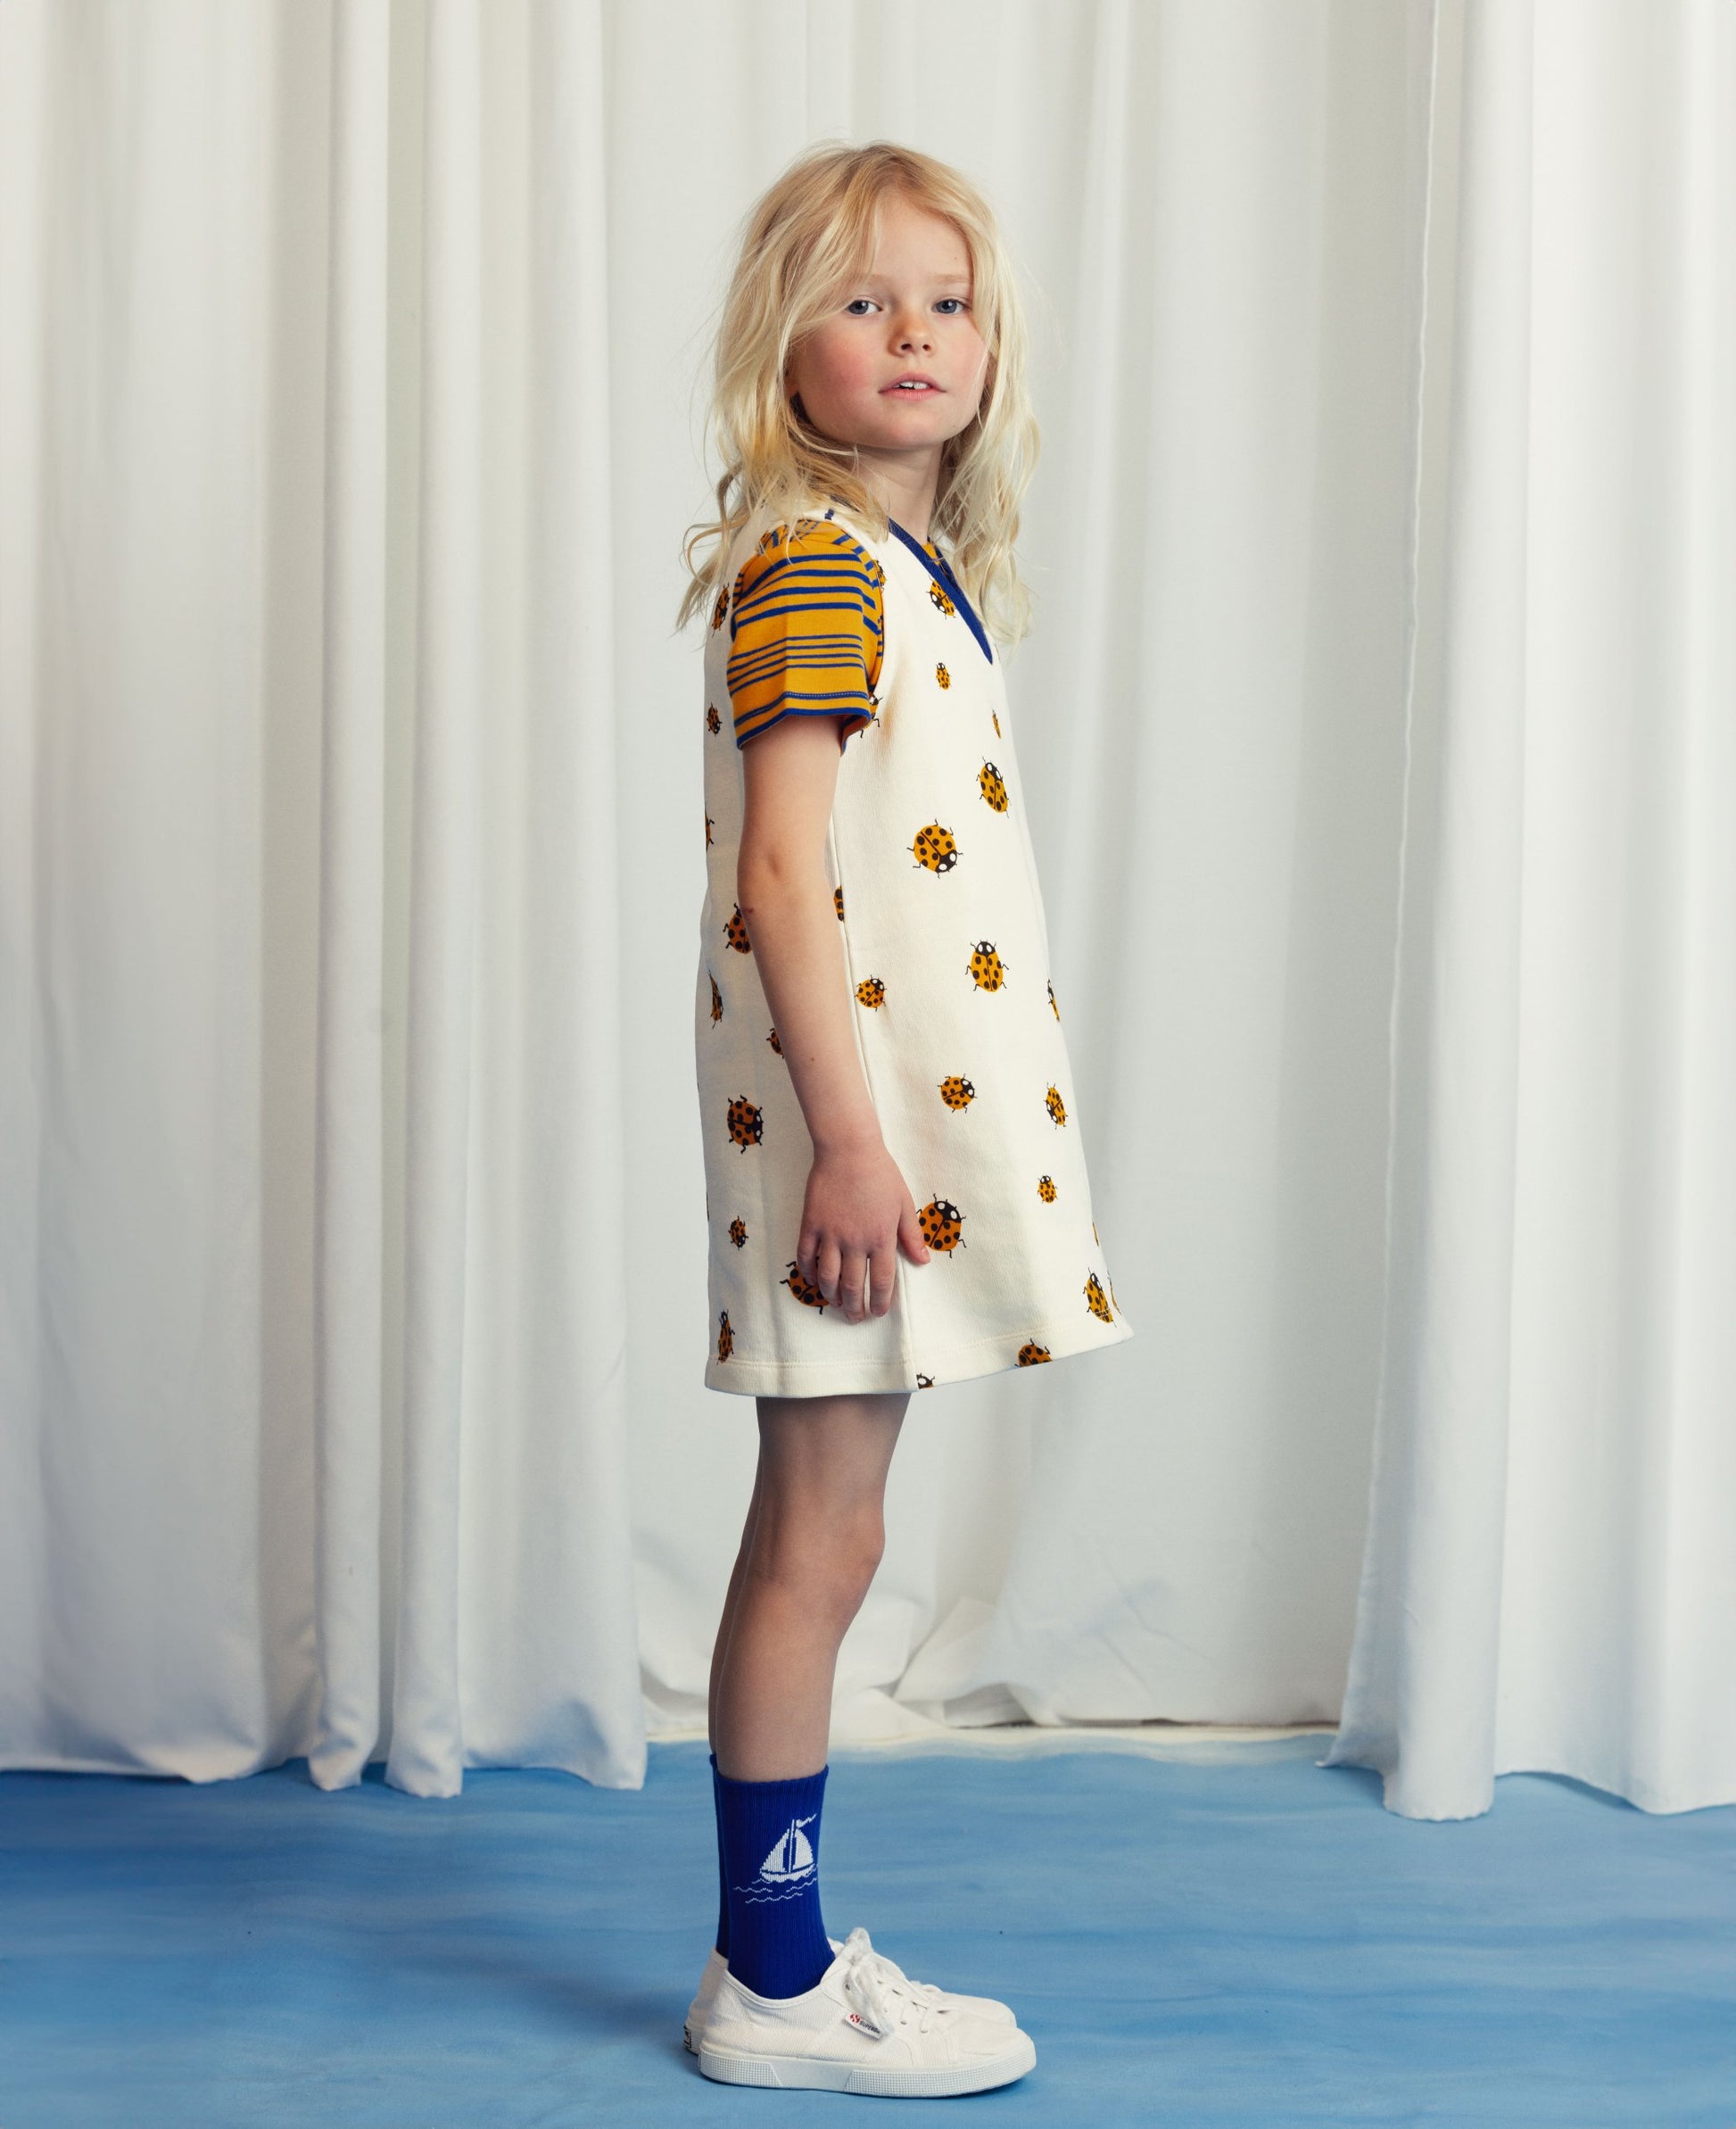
[785,193,989,468]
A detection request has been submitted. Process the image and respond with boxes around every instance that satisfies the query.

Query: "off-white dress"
[695,498,1132,1396]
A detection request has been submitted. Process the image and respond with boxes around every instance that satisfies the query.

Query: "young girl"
[676,141,1132,2098]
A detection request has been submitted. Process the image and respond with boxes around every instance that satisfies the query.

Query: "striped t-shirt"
[725,511,947,748]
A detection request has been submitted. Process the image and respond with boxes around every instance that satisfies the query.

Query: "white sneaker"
[697,1926,1036,2096]
[682,1946,727,2053]
[683,1934,1017,2052]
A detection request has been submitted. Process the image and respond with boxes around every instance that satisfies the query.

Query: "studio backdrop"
[2,0,1731,1821]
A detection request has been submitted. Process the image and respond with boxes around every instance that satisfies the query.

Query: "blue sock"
[709,1752,729,1958]
[713,1761,832,1998]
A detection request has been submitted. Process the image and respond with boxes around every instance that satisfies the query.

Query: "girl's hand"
[797,1140,931,1322]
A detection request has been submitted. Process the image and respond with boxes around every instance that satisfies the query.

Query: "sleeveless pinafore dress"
[695,499,1132,1397]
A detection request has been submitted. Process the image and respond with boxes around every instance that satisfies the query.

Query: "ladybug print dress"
[695,497,1133,1396]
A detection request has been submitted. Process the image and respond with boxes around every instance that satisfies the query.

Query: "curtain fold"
[1324,0,1736,1818]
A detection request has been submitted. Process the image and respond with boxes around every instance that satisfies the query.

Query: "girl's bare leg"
[707,1461,764,1757]
[712,1389,909,1781]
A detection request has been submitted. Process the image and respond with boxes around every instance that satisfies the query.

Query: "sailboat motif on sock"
[733,1812,817,1903]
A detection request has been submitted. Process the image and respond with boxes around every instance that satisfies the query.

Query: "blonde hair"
[675,140,1040,650]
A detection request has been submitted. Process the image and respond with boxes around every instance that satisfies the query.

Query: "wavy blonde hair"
[675,139,1040,650]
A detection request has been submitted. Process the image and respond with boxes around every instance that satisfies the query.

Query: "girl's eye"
[843,297,971,316]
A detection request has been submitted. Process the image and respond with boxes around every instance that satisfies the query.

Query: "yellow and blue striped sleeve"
[725,518,883,749]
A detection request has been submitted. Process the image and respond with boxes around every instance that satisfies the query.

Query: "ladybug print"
[911,821,959,874]
[918,1196,966,1254]
[783,1261,831,1312]
[724,1095,763,1151]
[696,506,1132,1394]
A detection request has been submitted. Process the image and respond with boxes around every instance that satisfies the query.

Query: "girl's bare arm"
[738,716,930,1321]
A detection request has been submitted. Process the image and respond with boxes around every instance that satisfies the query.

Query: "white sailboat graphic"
[758,1813,817,1883]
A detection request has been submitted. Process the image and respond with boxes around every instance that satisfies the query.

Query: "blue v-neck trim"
[886,518,995,666]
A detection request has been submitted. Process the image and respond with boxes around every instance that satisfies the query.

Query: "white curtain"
[1322,0,1736,1818]
[2,1,1730,1822]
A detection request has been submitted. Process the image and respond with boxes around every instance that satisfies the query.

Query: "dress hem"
[702,1309,1134,1400]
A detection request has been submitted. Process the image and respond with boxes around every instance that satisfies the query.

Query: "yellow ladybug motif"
[1093,1222,1099,1244]
[911,821,959,874]
[928,578,956,618]
[766,1026,783,1056]
[1046,1084,1068,1128]
[967,940,1007,991]
[915,1372,934,1388]
[834,884,845,921]
[711,588,728,631]
[723,903,752,954]
[1084,1271,1114,1322]
[1037,1174,1057,1203]
[938,1074,975,1112]
[918,1196,966,1254]
[1109,1273,1120,1313]
[978,762,1008,812]
[706,702,721,734]
[783,1261,831,1312]
[727,1217,748,1250]
[856,975,887,1009]
[708,972,723,1024]
[936,662,952,690]
[992,709,1001,738]
[1048,977,1060,1020]
[717,1310,734,1362]
[1016,1340,1053,1366]
[724,1095,764,1151]
[705,809,715,848]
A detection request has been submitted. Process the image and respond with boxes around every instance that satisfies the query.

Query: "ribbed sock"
[713,1761,832,1999]
[709,1752,729,1959]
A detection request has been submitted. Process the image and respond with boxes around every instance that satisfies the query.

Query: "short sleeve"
[725,517,884,749]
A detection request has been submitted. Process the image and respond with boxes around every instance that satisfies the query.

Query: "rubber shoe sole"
[698,2027,1037,2096]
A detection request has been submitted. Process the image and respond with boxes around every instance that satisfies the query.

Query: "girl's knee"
[751,1501,884,1621]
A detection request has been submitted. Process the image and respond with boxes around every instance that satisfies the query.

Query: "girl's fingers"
[838,1247,869,1321]
[867,1243,895,1316]
[814,1239,841,1303]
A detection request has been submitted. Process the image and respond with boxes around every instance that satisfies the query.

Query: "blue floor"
[3,1736,1732,2125]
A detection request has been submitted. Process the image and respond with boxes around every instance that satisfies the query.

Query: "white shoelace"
[836,1926,939,2039]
